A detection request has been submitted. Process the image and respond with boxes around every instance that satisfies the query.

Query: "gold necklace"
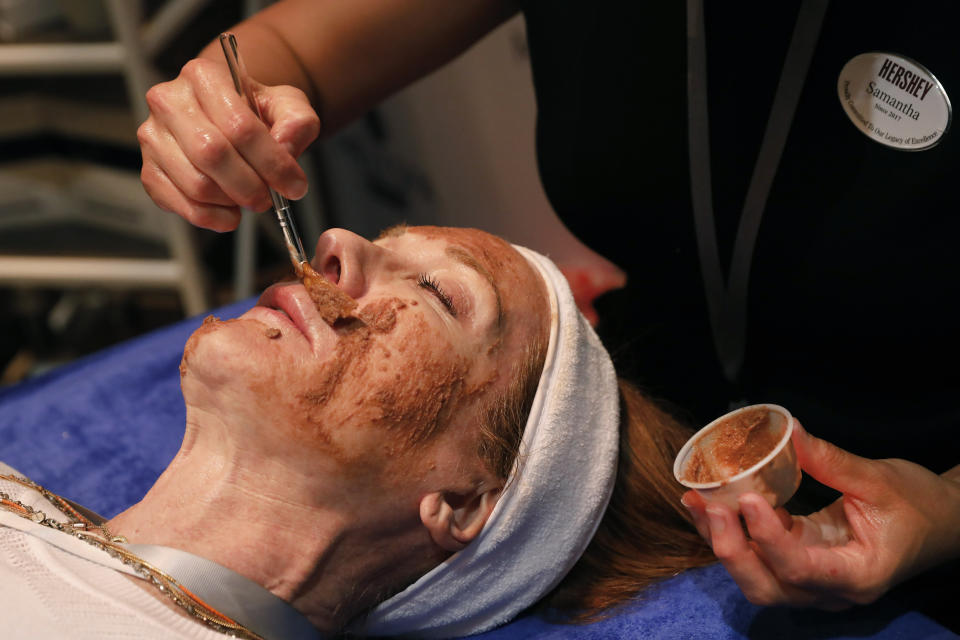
[0,473,264,640]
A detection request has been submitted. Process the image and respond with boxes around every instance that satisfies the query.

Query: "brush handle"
[219,32,308,273]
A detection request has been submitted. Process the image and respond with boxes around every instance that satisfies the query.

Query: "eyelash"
[417,273,457,316]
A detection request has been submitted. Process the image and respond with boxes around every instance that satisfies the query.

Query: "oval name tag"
[837,52,951,151]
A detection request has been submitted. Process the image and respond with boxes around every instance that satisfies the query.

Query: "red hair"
[544,379,715,618]
[475,343,713,620]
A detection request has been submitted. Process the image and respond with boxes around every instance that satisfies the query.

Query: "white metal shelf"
[0,0,209,316]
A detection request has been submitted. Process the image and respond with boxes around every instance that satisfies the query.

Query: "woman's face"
[180,226,549,499]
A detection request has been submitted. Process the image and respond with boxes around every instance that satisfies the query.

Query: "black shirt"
[521,0,959,474]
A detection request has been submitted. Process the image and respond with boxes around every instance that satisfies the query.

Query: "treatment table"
[1,300,956,639]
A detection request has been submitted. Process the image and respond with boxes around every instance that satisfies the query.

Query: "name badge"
[837,52,951,151]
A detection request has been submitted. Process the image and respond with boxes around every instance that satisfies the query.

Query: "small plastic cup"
[673,403,801,511]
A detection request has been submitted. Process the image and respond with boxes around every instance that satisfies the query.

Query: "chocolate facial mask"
[682,407,782,484]
[302,262,358,326]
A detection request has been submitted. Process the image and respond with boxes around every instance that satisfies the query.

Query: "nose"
[311,228,377,299]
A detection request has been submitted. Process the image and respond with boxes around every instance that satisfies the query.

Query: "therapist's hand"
[138,58,320,231]
[682,421,960,610]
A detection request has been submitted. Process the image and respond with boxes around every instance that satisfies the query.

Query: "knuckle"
[712,544,736,561]
[136,121,155,146]
[139,173,162,205]
[779,565,808,586]
[140,178,174,216]
[224,111,262,146]
[144,84,170,112]
[181,57,209,79]
[283,114,321,151]
[291,110,321,138]
[140,161,166,191]
[139,164,156,189]
[184,173,221,203]
[191,134,230,168]
[869,459,899,486]
[287,85,310,102]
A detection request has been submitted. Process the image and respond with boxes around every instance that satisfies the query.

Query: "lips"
[256,283,327,345]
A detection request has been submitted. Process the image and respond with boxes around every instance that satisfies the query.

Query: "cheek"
[366,322,470,449]
[291,300,472,463]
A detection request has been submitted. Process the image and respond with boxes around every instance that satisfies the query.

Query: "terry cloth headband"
[357,245,621,638]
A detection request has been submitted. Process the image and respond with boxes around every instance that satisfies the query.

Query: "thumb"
[259,84,321,158]
[793,419,877,498]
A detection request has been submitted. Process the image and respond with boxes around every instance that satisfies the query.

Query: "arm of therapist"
[137,0,517,231]
[682,421,960,610]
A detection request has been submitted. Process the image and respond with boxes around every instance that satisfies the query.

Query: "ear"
[419,487,502,552]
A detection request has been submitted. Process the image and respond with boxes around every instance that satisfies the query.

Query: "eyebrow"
[375,223,408,240]
[445,246,504,331]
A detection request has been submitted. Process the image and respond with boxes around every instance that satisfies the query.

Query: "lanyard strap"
[686,0,829,382]
[128,544,323,640]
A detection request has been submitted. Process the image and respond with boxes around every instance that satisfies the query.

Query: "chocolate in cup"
[673,404,801,511]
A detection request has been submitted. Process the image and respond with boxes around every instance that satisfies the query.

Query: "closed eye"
[417,273,457,317]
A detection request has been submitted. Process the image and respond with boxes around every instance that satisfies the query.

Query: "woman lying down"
[0,225,712,639]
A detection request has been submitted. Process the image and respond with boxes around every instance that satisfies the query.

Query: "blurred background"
[0,0,600,386]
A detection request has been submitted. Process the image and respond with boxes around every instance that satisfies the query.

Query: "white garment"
[0,463,227,640]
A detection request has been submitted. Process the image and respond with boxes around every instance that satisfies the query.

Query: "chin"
[180,316,292,393]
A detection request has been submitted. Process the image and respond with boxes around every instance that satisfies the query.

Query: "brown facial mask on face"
[302,262,358,326]
[294,248,486,462]
[296,296,470,472]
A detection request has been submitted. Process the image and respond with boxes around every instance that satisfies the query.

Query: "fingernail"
[706,507,725,534]
[680,493,693,508]
[289,176,308,199]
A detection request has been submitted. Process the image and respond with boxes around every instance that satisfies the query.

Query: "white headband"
[357,246,620,638]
